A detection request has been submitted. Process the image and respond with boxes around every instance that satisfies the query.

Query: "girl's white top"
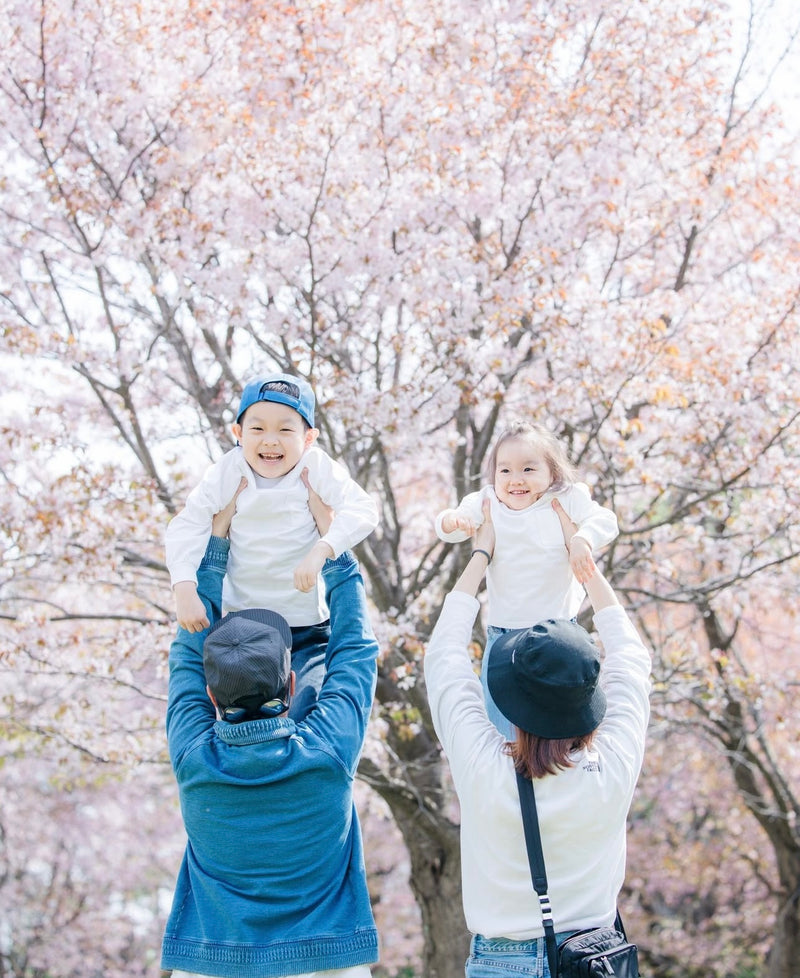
[435,484,618,628]
[424,590,651,939]
[165,446,379,626]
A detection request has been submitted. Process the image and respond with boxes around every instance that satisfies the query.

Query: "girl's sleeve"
[563,483,619,551]
[434,489,486,543]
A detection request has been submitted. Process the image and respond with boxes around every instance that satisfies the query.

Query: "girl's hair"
[504,728,596,780]
[483,420,577,489]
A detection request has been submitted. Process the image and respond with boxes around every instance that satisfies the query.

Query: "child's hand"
[174,581,210,633]
[211,477,248,539]
[567,535,596,584]
[294,540,334,592]
[552,498,577,546]
[553,497,596,583]
[441,511,477,536]
[301,467,335,536]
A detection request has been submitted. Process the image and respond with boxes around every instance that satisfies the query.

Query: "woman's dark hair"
[483,420,577,489]
[504,727,595,780]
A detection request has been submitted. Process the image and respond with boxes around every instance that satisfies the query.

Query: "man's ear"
[207,685,220,715]
[305,427,320,449]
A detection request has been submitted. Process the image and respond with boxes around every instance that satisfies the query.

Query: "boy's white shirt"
[435,484,618,628]
[165,445,378,625]
[424,591,651,940]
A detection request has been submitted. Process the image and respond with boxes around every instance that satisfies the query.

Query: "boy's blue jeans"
[467,932,575,977]
[288,621,330,721]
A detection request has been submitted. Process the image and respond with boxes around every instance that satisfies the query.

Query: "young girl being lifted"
[435,420,618,738]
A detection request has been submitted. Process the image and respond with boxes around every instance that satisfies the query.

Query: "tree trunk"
[701,608,800,978]
[765,849,800,978]
[394,793,470,978]
[359,740,470,978]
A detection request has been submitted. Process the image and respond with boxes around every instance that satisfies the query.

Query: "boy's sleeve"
[164,453,245,586]
[165,537,229,769]
[302,552,379,772]
[304,450,379,558]
[563,483,619,551]
[434,490,486,543]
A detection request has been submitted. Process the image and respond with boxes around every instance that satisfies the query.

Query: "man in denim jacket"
[161,487,379,978]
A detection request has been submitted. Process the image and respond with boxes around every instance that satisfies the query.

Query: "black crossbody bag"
[516,772,640,978]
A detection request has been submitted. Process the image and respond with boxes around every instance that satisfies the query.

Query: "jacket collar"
[213,716,295,745]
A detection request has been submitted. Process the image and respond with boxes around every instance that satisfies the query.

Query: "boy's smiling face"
[232,400,318,479]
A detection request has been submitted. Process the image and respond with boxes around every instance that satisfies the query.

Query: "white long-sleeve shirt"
[424,590,651,940]
[435,484,618,628]
[165,446,379,625]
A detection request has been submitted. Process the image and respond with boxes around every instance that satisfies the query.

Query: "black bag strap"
[516,772,560,978]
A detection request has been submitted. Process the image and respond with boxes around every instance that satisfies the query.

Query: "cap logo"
[259,379,300,401]
[236,373,316,428]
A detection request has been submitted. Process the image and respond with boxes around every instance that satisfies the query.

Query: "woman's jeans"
[466,932,575,978]
[480,626,514,739]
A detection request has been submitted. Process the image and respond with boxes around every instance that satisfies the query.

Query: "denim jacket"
[161,538,379,977]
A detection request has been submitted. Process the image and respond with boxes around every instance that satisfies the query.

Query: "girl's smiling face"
[493,436,554,510]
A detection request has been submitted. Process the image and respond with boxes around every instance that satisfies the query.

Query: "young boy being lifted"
[165,372,379,718]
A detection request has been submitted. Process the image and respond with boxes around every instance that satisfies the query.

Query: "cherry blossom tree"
[1,0,799,976]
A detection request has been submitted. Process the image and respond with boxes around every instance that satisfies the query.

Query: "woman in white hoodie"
[424,499,651,978]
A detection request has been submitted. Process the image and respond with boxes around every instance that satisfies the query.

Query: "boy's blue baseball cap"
[236,373,316,428]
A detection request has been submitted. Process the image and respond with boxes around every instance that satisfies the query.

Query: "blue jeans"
[480,626,514,739]
[288,621,330,721]
[466,932,575,978]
